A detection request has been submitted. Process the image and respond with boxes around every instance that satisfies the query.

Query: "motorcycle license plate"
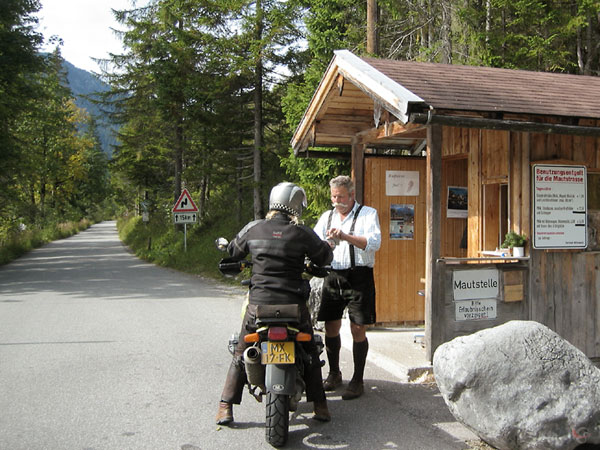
[261,341,295,364]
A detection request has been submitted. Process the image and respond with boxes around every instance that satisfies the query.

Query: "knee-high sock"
[351,338,369,382]
[325,335,341,374]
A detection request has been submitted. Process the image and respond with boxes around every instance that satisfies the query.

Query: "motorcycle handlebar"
[218,258,252,277]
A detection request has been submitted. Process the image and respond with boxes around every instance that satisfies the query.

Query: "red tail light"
[268,326,288,341]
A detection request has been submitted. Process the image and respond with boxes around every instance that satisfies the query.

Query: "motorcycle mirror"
[215,237,229,251]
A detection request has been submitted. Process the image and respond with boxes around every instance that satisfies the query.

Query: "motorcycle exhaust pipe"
[243,346,265,390]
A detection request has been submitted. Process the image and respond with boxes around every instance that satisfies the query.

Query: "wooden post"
[351,137,365,203]
[425,124,443,363]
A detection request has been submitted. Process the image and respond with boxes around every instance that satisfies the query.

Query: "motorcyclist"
[216,182,334,425]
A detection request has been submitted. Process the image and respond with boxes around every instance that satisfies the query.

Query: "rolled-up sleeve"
[363,208,381,253]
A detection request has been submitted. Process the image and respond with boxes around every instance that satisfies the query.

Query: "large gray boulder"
[433,320,600,450]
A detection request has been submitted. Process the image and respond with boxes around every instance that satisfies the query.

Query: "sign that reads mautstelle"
[453,269,499,321]
[452,269,499,301]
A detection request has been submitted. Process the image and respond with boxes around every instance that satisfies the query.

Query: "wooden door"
[364,157,427,324]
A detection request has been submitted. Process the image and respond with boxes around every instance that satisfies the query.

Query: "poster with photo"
[390,204,414,240]
[447,186,468,218]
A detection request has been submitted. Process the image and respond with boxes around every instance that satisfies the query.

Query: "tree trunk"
[173,19,185,209]
[174,120,183,205]
[253,0,264,220]
[440,0,452,64]
[367,0,379,56]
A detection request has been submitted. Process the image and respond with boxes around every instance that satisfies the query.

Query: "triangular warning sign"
[172,189,199,212]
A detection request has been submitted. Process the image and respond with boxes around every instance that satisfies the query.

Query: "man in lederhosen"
[314,175,381,400]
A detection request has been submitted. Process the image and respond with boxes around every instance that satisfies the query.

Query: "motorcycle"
[215,237,327,448]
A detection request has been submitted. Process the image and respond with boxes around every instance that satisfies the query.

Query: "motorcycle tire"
[265,392,289,447]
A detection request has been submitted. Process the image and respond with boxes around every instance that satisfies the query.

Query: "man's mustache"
[332,202,348,208]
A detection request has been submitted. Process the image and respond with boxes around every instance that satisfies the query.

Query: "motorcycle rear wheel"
[265,392,289,447]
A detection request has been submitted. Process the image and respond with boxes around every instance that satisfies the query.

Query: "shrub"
[502,231,527,248]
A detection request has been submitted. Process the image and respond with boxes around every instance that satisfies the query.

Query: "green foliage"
[502,231,527,249]
[1,3,115,238]
[6,50,114,228]
[280,153,349,226]
[117,203,243,280]
[0,0,45,217]
[5,0,600,274]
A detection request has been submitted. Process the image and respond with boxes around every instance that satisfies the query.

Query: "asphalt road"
[0,221,472,450]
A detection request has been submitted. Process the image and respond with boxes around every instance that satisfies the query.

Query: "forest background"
[2,0,600,274]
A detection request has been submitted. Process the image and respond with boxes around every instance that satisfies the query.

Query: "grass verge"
[117,213,241,282]
[0,219,93,266]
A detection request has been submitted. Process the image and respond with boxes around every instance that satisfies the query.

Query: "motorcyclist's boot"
[216,401,233,425]
[312,400,331,422]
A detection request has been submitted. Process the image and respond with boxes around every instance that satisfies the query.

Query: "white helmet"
[268,182,307,218]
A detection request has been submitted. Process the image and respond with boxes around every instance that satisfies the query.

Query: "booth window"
[483,183,508,250]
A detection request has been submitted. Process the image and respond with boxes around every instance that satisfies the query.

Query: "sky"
[37,0,148,73]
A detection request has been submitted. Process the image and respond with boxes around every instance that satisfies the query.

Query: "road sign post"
[172,189,199,252]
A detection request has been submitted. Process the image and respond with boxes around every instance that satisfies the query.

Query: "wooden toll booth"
[292,50,600,363]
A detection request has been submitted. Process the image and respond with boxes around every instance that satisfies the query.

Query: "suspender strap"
[327,204,364,269]
[327,209,334,230]
[349,205,363,268]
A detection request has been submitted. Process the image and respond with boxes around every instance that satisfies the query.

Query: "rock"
[433,320,600,450]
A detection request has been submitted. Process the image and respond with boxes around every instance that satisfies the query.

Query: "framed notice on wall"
[386,171,419,196]
[532,164,587,249]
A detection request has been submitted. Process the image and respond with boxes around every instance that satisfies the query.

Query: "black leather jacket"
[228,212,333,305]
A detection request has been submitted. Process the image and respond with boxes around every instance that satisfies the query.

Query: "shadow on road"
[0,221,227,301]
[211,378,471,450]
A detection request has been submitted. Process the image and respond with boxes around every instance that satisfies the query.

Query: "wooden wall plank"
[520,132,531,239]
[482,129,509,180]
[468,128,482,257]
[441,158,468,257]
[530,132,547,161]
[364,156,427,324]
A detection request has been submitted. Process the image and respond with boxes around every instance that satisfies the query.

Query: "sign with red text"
[533,165,587,249]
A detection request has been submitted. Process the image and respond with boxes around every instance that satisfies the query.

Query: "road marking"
[302,432,348,449]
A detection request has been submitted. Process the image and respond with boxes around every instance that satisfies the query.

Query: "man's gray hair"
[330,175,355,193]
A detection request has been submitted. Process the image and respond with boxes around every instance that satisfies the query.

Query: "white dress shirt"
[314,202,381,270]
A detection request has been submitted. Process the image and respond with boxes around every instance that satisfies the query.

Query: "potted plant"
[502,231,527,257]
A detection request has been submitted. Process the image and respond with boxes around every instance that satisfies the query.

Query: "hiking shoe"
[323,371,342,391]
[215,401,233,425]
[342,380,364,400]
[313,400,331,422]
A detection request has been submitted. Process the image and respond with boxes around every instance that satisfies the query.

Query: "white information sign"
[173,212,198,224]
[533,164,587,249]
[452,269,499,301]
[386,171,419,196]
[455,299,497,321]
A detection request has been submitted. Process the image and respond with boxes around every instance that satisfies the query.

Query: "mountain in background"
[63,60,118,157]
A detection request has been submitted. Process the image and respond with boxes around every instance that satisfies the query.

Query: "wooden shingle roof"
[291,50,600,153]
[363,56,600,119]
